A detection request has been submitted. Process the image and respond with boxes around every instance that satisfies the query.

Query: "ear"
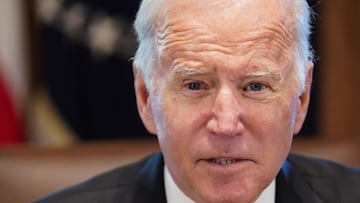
[294,62,314,135]
[133,65,157,135]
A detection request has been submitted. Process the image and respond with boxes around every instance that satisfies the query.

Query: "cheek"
[161,94,205,134]
[155,99,200,181]
[153,94,196,149]
[247,100,295,153]
[259,95,297,129]
[155,96,209,168]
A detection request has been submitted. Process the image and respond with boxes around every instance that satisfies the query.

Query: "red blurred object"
[0,69,23,144]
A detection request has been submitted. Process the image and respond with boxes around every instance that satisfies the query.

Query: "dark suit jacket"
[34,151,360,203]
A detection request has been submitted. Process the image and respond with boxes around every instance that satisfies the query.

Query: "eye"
[244,82,267,92]
[186,82,204,90]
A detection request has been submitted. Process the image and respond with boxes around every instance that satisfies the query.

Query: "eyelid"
[184,80,208,90]
[241,79,273,93]
[180,79,211,98]
[244,82,267,91]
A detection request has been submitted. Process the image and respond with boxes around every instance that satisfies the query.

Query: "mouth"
[201,157,254,167]
[210,158,240,165]
[197,156,255,176]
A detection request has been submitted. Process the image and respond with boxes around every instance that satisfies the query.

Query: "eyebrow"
[246,70,281,81]
[173,65,207,77]
[172,65,282,81]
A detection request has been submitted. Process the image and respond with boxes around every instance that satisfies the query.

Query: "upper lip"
[198,155,253,163]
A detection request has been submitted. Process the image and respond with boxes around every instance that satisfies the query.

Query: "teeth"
[212,158,237,165]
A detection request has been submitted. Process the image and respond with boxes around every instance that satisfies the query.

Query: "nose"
[207,86,245,137]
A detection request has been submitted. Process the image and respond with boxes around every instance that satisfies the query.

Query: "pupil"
[189,83,201,90]
[251,83,262,91]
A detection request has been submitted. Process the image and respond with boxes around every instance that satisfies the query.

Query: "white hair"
[291,0,315,94]
[133,0,165,91]
[133,0,315,93]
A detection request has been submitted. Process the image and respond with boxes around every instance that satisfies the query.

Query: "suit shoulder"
[33,152,159,203]
[287,153,360,177]
[282,153,360,202]
[288,153,360,177]
[287,152,360,194]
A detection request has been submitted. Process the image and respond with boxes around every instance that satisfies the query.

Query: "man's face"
[135,0,312,202]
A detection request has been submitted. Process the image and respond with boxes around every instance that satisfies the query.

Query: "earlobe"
[133,66,157,135]
[294,62,314,134]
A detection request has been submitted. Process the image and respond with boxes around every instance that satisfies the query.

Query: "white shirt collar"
[254,179,276,203]
[164,165,275,203]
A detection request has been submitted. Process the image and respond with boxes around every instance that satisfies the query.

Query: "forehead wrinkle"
[264,21,294,51]
[156,1,295,59]
[156,21,235,59]
[155,7,241,58]
[265,0,296,52]
[156,20,193,55]
[239,21,294,57]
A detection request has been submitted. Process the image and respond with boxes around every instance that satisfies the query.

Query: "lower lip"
[198,159,255,183]
[201,159,253,169]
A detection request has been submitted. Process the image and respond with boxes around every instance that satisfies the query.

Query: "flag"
[32,0,152,143]
[0,0,27,144]
[0,68,23,143]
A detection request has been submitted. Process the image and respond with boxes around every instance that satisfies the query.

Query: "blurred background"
[0,0,359,202]
[1,0,152,145]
